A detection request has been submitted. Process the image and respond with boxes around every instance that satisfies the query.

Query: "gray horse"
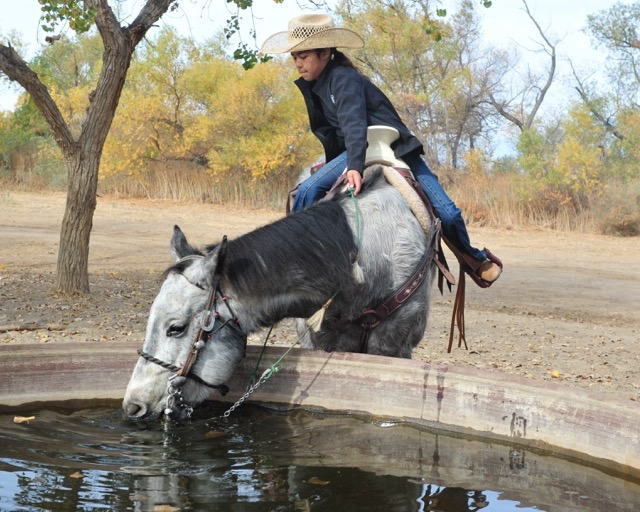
[123,166,436,421]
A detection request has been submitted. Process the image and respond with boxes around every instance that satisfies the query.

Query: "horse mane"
[222,200,357,297]
[161,252,204,281]
[161,170,388,314]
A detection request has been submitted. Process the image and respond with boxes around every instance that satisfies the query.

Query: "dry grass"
[595,179,640,236]
[98,164,297,210]
[447,169,640,235]
[3,158,639,237]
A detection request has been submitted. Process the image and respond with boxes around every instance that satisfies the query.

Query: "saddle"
[287,127,503,352]
[287,165,463,353]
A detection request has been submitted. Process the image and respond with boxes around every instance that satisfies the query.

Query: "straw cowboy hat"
[261,14,364,54]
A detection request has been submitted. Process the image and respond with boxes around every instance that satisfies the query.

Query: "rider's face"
[291,49,331,81]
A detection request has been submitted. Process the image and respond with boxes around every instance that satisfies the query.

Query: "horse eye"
[166,325,186,337]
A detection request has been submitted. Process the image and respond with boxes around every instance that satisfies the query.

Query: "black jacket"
[295,59,424,173]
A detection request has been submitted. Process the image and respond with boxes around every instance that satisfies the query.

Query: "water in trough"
[1,401,639,511]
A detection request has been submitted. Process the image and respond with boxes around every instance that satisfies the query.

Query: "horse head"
[123,226,247,421]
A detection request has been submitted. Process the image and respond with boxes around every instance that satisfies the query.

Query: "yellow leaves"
[50,83,93,137]
[94,31,313,186]
[556,135,604,198]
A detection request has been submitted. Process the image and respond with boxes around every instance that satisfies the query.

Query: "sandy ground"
[1,191,639,402]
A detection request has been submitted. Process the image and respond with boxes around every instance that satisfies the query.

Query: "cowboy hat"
[365,125,410,170]
[261,14,364,54]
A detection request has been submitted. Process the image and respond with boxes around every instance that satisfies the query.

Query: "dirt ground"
[1,191,639,402]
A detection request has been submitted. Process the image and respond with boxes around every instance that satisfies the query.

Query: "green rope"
[257,321,312,384]
[247,320,310,388]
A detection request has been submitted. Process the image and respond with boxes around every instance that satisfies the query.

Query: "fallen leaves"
[204,431,225,439]
[306,477,330,486]
[13,416,35,424]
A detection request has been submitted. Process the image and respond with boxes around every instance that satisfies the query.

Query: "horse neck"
[221,205,356,332]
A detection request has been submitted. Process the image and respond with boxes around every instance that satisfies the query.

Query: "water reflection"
[0,402,638,511]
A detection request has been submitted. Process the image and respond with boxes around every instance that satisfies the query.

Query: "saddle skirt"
[362,164,432,236]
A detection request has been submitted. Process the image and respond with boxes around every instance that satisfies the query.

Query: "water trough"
[1,342,638,481]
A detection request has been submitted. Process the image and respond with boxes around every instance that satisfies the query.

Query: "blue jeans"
[292,152,348,212]
[404,152,486,261]
[292,151,486,262]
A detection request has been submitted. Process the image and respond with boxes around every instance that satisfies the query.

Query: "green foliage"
[517,128,552,181]
[233,44,272,70]
[517,104,610,212]
[586,2,640,101]
[607,108,640,181]
[38,0,97,34]
[0,98,63,188]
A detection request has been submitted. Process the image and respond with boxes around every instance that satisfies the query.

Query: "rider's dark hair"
[314,48,360,72]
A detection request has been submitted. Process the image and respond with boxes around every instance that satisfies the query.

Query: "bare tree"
[341,0,502,168]
[0,0,179,293]
[488,0,557,132]
[571,61,626,141]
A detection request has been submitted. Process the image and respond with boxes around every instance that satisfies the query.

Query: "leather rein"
[354,167,458,353]
[356,218,444,353]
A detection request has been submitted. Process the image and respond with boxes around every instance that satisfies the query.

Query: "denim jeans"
[291,152,348,212]
[292,150,486,262]
[403,152,486,261]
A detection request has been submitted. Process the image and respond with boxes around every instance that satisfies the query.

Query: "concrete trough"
[1,342,638,479]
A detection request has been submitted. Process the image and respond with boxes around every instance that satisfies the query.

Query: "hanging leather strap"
[357,222,441,353]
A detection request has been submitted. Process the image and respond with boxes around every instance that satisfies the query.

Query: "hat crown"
[261,13,364,54]
[288,15,335,45]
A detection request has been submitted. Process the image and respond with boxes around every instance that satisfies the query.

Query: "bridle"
[137,263,247,419]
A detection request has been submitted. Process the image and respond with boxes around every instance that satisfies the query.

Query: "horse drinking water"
[123,166,437,421]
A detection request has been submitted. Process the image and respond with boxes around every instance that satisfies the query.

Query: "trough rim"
[0,342,638,481]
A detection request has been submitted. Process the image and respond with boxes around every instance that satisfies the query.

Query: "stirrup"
[462,248,503,288]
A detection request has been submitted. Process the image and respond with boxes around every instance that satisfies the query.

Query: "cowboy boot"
[458,248,503,288]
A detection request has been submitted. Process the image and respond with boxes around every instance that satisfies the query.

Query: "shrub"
[595,178,640,236]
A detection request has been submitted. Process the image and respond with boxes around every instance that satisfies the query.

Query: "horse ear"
[198,236,228,287]
[215,236,228,277]
[171,225,199,261]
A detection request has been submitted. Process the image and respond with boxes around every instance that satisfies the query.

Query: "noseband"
[137,266,247,419]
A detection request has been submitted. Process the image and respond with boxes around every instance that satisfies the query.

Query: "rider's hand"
[346,169,363,195]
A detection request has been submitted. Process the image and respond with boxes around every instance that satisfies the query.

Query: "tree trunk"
[0,0,178,294]
[56,153,99,293]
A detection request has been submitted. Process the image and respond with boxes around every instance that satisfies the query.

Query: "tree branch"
[570,61,625,141]
[521,0,556,129]
[488,94,524,131]
[0,43,77,155]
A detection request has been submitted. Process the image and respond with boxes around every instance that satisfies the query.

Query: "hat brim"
[261,28,364,54]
